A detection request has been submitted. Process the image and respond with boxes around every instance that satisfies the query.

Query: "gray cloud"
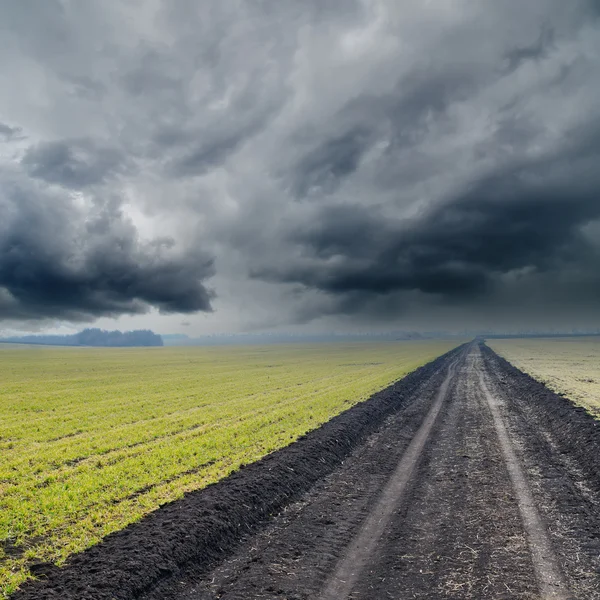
[22,139,130,189]
[0,170,215,321]
[290,128,372,198]
[504,26,556,72]
[62,74,107,101]
[0,0,599,331]
[168,126,261,178]
[257,129,600,303]
[0,122,24,141]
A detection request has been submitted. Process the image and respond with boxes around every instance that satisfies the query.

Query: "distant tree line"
[2,328,164,347]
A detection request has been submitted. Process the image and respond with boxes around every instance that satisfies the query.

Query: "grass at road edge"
[487,337,600,418]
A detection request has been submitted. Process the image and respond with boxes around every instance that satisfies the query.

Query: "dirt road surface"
[14,343,600,600]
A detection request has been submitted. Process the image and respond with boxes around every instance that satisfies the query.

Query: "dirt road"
[14,343,600,600]
[155,344,599,600]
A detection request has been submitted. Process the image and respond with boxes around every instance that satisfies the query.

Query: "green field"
[0,340,457,595]
[488,337,600,417]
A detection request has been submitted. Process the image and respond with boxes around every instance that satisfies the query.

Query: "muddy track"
[12,343,600,600]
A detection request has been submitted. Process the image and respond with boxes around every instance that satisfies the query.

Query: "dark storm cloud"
[254,128,600,313]
[0,174,215,321]
[22,139,129,189]
[1,0,599,330]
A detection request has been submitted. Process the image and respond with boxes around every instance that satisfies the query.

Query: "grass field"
[488,337,600,417]
[0,340,457,595]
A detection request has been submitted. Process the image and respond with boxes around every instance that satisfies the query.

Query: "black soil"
[12,342,600,600]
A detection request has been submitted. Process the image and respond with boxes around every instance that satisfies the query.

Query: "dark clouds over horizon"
[0,0,599,332]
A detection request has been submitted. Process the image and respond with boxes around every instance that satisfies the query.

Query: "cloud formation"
[0,168,214,320]
[22,138,129,189]
[0,0,599,330]
[257,132,600,309]
[0,122,24,142]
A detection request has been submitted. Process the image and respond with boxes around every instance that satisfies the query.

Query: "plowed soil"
[12,342,600,600]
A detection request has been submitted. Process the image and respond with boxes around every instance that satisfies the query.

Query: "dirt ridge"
[11,345,464,600]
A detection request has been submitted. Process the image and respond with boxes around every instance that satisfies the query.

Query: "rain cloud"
[0,0,599,331]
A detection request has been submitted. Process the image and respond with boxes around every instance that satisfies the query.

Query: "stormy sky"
[1,0,599,335]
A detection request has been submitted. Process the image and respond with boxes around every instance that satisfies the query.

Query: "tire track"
[343,346,537,599]
[319,355,461,600]
[477,357,571,599]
